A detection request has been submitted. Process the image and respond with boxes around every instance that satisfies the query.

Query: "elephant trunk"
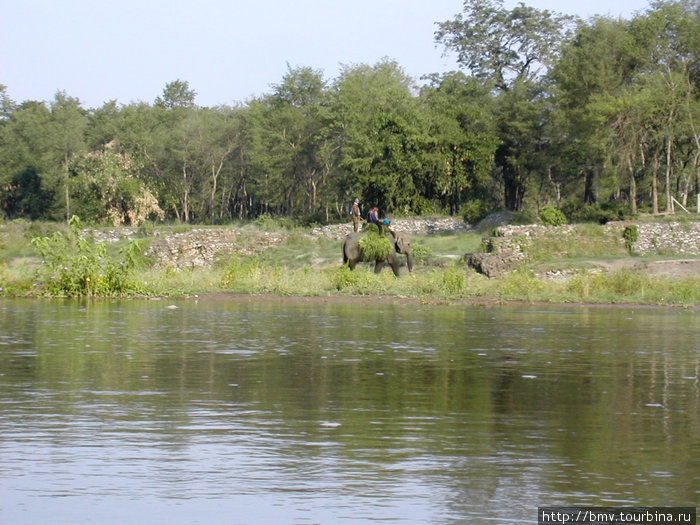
[406,253,414,273]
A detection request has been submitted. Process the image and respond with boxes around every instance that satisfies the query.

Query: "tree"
[329,60,427,214]
[50,92,88,220]
[551,16,639,206]
[0,167,49,220]
[69,144,164,226]
[419,73,498,214]
[435,0,575,90]
[251,66,333,217]
[155,79,197,110]
[436,0,575,210]
[0,84,16,121]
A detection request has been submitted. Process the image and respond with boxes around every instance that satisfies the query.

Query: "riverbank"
[167,292,700,311]
[1,215,698,307]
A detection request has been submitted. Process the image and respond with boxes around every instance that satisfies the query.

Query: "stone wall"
[491,221,700,256]
[626,222,700,256]
[311,217,468,239]
[146,229,287,269]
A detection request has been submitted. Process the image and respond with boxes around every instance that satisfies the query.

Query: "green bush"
[622,225,639,253]
[461,200,490,224]
[561,200,634,224]
[411,242,433,262]
[31,216,142,297]
[330,265,389,295]
[539,205,567,226]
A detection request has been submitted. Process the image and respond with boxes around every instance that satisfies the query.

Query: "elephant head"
[393,234,414,273]
[342,231,413,276]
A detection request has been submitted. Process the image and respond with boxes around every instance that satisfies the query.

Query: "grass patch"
[254,233,340,270]
[1,219,698,307]
[565,270,700,306]
[526,224,626,262]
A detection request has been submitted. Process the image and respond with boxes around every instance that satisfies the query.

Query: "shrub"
[254,213,299,231]
[461,200,490,224]
[622,225,639,253]
[31,216,141,297]
[561,200,634,224]
[411,242,433,262]
[439,267,467,295]
[539,205,567,226]
[330,266,388,295]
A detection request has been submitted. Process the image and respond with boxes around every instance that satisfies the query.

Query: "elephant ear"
[395,235,407,254]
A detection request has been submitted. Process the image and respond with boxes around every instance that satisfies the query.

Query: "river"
[0,298,697,524]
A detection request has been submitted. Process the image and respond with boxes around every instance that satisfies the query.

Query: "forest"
[0,0,698,227]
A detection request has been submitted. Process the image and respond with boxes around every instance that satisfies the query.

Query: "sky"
[1,0,653,109]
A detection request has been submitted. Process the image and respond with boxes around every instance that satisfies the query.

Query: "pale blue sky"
[1,0,652,109]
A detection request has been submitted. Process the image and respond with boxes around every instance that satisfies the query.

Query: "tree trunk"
[182,163,190,222]
[503,167,523,211]
[651,153,660,215]
[665,135,673,212]
[584,166,600,204]
[627,155,637,214]
[64,154,71,221]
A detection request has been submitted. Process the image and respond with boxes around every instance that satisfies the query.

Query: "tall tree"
[155,79,197,110]
[329,60,426,214]
[436,0,575,210]
[50,92,88,220]
[435,0,575,90]
[420,72,498,214]
[551,16,640,206]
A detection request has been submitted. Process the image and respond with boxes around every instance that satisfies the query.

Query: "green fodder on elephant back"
[359,229,393,261]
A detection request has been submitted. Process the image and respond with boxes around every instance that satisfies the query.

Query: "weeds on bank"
[566,270,700,306]
[30,216,143,297]
[526,224,627,262]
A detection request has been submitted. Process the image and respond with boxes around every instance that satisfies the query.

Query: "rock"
[465,252,526,278]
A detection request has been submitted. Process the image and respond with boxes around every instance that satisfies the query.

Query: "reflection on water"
[0,298,697,524]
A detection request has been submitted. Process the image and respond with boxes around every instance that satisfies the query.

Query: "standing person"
[350,198,362,232]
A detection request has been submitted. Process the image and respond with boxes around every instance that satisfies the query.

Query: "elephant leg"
[386,253,400,277]
[374,260,386,274]
[389,261,400,277]
[348,259,357,270]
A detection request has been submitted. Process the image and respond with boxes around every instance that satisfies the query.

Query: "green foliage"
[69,146,164,226]
[411,242,433,262]
[330,265,389,295]
[221,256,265,289]
[565,270,700,306]
[439,266,468,295]
[622,225,639,253]
[524,224,628,261]
[359,228,393,260]
[253,213,300,232]
[0,2,697,224]
[461,199,490,224]
[539,205,567,226]
[30,216,141,296]
[560,201,634,224]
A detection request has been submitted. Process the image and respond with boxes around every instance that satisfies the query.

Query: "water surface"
[0,298,697,524]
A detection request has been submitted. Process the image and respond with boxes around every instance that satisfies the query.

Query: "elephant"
[342,231,414,276]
